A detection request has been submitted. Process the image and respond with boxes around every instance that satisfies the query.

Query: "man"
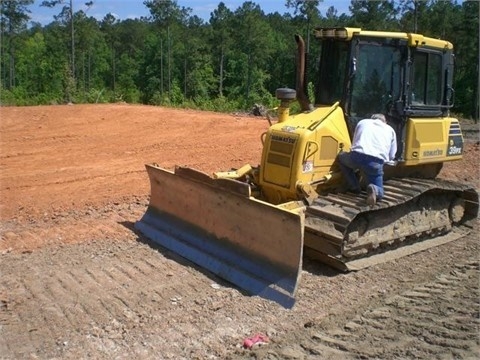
[337,113,397,206]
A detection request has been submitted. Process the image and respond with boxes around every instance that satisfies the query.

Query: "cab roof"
[313,27,453,50]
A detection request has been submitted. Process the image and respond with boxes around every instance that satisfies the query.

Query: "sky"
[30,0,352,25]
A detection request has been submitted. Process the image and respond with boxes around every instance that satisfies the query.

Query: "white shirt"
[350,119,397,162]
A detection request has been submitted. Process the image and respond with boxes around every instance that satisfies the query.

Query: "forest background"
[1,0,479,120]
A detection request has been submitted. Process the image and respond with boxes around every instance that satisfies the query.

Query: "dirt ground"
[0,104,479,359]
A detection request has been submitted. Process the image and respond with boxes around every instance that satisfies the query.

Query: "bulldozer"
[135,27,479,308]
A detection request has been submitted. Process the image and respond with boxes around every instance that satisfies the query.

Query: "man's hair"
[371,113,386,123]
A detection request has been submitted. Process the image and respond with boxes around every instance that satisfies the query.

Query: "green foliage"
[453,1,479,119]
[195,95,242,112]
[0,0,477,119]
[0,86,20,105]
[63,63,76,103]
[83,88,106,103]
[348,0,398,30]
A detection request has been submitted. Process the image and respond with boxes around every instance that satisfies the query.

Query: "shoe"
[366,184,376,206]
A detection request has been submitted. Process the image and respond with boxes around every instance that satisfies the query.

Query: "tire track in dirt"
[1,221,479,359]
[264,259,479,359]
[0,238,216,359]
[0,197,148,252]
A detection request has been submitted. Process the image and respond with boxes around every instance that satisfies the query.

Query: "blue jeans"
[337,151,385,198]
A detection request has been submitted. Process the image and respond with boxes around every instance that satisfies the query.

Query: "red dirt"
[1,104,271,251]
[0,104,478,359]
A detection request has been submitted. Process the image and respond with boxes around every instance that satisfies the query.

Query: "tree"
[180,16,215,102]
[73,11,110,101]
[264,12,297,93]
[285,0,320,52]
[0,0,33,89]
[40,1,94,88]
[144,0,191,97]
[100,13,119,93]
[426,0,461,39]
[349,0,398,30]
[397,0,429,32]
[453,0,479,119]
[324,6,350,28]
[41,0,75,84]
[210,2,233,97]
[114,19,149,102]
[231,2,275,102]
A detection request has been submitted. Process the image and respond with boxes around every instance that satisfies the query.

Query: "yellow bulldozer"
[135,27,479,308]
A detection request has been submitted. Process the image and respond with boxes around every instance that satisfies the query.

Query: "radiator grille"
[267,153,291,167]
[267,138,295,167]
[270,141,294,155]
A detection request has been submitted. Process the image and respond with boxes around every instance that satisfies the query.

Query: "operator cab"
[312,27,455,160]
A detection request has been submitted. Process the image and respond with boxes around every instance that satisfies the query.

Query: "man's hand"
[385,160,397,166]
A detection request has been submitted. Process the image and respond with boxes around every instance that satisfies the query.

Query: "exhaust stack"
[295,34,313,112]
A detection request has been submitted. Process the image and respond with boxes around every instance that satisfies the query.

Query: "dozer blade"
[135,164,304,308]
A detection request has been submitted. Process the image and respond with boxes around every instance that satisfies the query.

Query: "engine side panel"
[260,104,351,204]
[403,117,464,165]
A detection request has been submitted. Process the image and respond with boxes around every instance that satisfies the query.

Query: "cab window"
[349,42,402,118]
[411,51,443,106]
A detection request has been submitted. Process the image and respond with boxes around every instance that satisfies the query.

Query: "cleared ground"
[1,104,479,359]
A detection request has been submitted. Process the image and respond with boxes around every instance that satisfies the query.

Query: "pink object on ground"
[243,333,270,349]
